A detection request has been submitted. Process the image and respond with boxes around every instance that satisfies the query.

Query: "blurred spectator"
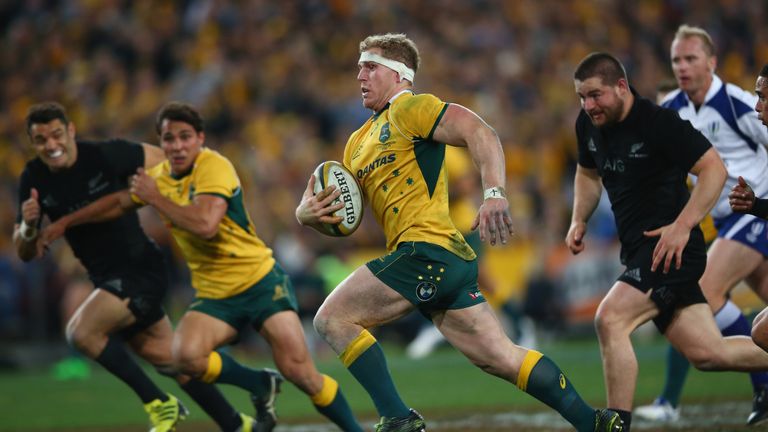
[4,0,768,352]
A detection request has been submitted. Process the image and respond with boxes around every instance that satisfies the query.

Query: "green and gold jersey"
[140,148,275,299]
[343,91,476,260]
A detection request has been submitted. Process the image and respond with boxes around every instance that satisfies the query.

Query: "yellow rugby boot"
[237,413,255,432]
[144,393,189,432]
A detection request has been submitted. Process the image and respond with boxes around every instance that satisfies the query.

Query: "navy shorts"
[714,213,768,256]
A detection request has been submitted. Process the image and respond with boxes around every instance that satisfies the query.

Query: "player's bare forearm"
[571,165,602,225]
[678,148,726,230]
[435,104,505,190]
[60,190,135,230]
[150,193,226,240]
[467,125,505,191]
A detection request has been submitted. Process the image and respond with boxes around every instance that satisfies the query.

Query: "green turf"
[0,336,753,430]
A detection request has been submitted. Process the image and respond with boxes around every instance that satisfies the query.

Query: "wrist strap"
[19,220,38,241]
[750,198,768,219]
[483,186,506,200]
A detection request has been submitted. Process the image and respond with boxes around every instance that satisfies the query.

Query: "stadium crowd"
[2,0,768,360]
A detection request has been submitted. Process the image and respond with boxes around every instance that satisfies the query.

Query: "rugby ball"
[312,160,364,237]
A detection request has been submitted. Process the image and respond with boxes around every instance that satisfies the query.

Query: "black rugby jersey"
[576,92,711,262]
[17,140,162,280]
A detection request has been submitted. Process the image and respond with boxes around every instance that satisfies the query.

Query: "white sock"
[714,300,742,331]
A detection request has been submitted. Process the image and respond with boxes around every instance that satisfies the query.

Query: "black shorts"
[91,256,169,339]
[617,238,707,333]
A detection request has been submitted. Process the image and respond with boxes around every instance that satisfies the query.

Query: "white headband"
[359,51,415,84]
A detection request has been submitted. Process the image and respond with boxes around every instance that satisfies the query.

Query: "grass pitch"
[0,336,754,431]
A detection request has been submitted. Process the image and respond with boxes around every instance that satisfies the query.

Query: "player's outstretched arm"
[566,165,602,255]
[41,190,136,246]
[295,174,344,232]
[433,103,513,246]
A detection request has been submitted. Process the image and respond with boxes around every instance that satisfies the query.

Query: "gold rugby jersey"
[138,148,275,299]
[343,91,476,260]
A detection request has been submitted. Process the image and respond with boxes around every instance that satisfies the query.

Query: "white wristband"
[19,220,38,241]
[483,186,506,200]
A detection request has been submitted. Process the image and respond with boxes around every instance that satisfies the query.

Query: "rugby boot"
[236,413,255,432]
[634,397,680,422]
[594,408,624,432]
[144,393,189,432]
[748,387,768,425]
[375,408,426,432]
[250,368,284,432]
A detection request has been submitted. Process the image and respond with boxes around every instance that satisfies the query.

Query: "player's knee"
[753,320,768,352]
[65,321,101,357]
[685,346,722,371]
[754,309,768,332]
[313,310,332,339]
[754,334,768,353]
[593,308,620,339]
[173,346,208,377]
[280,361,314,390]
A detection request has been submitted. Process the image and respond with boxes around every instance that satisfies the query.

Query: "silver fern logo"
[628,142,647,159]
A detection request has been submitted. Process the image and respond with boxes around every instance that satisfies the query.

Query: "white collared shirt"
[662,75,768,219]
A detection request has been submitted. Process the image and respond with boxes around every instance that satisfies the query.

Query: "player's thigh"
[61,279,93,320]
[435,302,525,377]
[665,303,726,362]
[612,239,707,334]
[746,260,768,302]
[173,310,238,360]
[700,238,763,305]
[317,264,414,330]
[128,315,175,365]
[67,288,136,337]
[595,281,658,334]
[330,241,481,326]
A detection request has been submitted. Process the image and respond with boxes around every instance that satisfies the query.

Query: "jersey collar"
[702,74,723,105]
[373,90,413,120]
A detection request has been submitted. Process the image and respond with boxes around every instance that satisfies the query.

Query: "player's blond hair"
[673,24,716,56]
[359,33,420,72]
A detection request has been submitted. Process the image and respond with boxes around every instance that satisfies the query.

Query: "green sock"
[517,350,595,432]
[342,330,409,418]
[311,375,364,432]
[660,345,690,407]
[208,350,272,398]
